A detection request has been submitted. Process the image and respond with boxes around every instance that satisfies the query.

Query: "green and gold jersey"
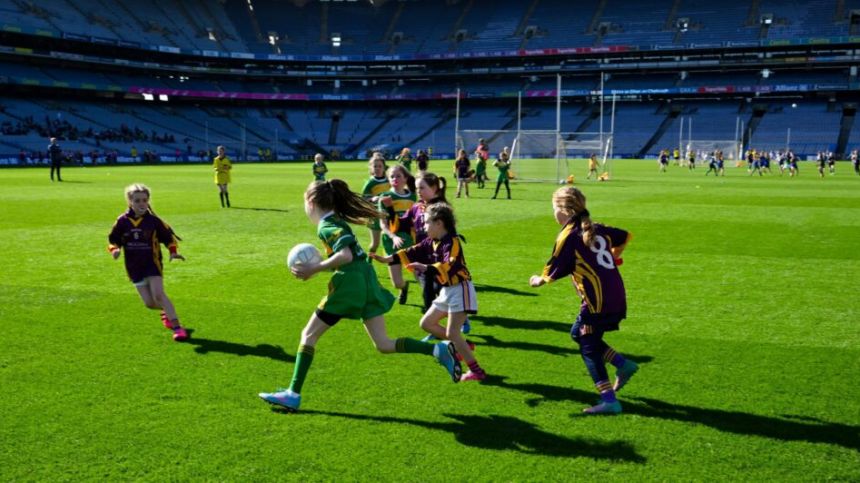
[317,214,367,268]
[361,176,390,199]
[377,190,416,235]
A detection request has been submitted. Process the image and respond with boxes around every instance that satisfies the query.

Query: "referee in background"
[49,137,63,182]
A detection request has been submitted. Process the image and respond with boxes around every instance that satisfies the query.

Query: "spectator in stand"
[48,137,63,182]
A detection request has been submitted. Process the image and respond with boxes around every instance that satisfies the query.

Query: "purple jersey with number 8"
[540,220,631,316]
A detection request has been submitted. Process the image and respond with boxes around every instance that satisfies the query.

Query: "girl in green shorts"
[378,165,417,304]
[259,179,462,412]
[361,154,390,257]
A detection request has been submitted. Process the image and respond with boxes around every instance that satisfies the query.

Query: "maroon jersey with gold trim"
[108,209,178,282]
[396,234,470,286]
[541,220,630,315]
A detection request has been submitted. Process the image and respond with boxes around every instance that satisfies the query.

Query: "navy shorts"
[128,264,163,286]
[570,310,626,343]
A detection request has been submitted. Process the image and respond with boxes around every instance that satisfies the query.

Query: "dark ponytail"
[424,202,465,242]
[417,171,448,204]
[306,179,383,225]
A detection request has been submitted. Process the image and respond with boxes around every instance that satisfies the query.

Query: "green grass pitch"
[1,160,858,481]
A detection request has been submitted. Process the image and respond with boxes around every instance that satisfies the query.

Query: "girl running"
[817,152,826,178]
[361,155,390,257]
[378,165,417,304]
[658,150,669,173]
[213,145,232,208]
[108,183,188,342]
[529,186,637,414]
[492,150,511,199]
[760,151,771,175]
[716,150,725,176]
[587,154,599,180]
[259,180,462,412]
[400,172,448,312]
[475,153,488,189]
[788,150,799,177]
[373,203,485,382]
[852,149,859,175]
[705,151,718,176]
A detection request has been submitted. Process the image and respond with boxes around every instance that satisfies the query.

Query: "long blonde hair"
[552,186,595,247]
[125,183,150,203]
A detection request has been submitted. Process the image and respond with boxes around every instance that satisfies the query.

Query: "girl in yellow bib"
[213,145,232,208]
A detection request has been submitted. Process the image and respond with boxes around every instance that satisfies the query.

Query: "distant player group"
[657,146,860,178]
[106,142,638,416]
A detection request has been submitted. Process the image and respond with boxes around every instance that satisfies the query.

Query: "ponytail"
[577,209,595,248]
[424,202,464,242]
[387,164,415,193]
[124,183,182,240]
[306,179,383,225]
[552,186,595,247]
[417,171,448,204]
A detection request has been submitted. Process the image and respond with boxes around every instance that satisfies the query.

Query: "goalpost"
[455,129,565,182]
[679,116,743,163]
[685,140,742,163]
[454,75,614,183]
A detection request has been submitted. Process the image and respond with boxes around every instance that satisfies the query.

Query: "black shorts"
[570,310,626,342]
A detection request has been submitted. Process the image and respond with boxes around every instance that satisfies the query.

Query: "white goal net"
[456,129,594,182]
[559,131,612,179]
[685,140,741,163]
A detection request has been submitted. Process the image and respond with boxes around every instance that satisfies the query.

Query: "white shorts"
[431,280,478,314]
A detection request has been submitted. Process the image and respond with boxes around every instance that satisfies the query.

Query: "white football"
[287,243,322,269]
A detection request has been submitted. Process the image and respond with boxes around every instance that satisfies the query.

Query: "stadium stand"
[0,0,856,163]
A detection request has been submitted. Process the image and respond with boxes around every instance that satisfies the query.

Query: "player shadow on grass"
[625,396,860,452]
[294,409,645,462]
[482,374,599,407]
[469,315,571,333]
[471,334,579,357]
[473,284,538,297]
[482,375,858,451]
[228,206,290,213]
[186,335,295,363]
[471,333,655,363]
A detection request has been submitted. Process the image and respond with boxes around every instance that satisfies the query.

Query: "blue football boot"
[433,341,462,383]
[259,388,301,412]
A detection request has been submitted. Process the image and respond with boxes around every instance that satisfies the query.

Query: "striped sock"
[467,359,485,376]
[603,347,627,369]
[596,380,617,403]
[395,337,435,355]
[289,344,315,394]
